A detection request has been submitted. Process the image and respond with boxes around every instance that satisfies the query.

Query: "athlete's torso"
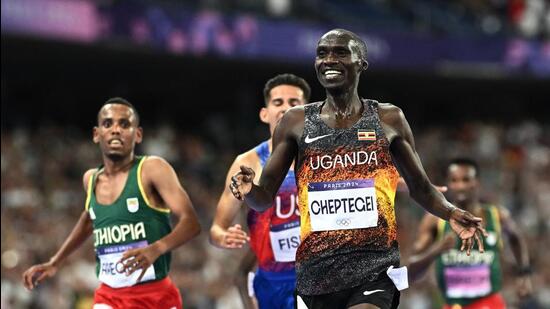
[247,141,300,273]
[86,156,172,288]
[295,99,401,295]
[435,204,503,306]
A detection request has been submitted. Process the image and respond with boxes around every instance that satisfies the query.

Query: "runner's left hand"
[449,207,488,256]
[119,244,162,283]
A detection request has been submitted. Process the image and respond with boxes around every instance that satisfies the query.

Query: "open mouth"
[455,192,468,201]
[108,139,123,146]
[323,69,343,80]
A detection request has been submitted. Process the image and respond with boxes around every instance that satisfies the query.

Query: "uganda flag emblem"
[357,130,376,141]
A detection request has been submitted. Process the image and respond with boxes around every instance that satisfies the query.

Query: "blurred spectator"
[515,0,550,38]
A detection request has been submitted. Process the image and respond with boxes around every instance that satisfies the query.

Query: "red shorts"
[443,293,506,309]
[93,277,182,309]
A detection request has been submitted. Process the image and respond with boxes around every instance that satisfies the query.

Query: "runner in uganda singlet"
[295,99,401,295]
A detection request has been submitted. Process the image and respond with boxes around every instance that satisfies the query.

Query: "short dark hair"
[263,74,311,104]
[447,158,480,178]
[323,29,368,62]
[97,97,140,126]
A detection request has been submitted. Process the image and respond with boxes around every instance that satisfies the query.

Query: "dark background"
[3,36,548,132]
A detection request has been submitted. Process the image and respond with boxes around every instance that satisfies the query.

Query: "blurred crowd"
[90,0,549,76]
[195,0,550,38]
[88,0,550,59]
[1,119,549,309]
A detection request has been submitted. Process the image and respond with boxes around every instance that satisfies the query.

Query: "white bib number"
[308,179,378,232]
[97,240,156,288]
[269,221,300,262]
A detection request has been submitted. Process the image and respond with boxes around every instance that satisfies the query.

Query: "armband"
[516,265,533,276]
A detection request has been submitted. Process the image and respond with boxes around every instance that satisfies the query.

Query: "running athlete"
[408,158,532,309]
[22,98,201,308]
[210,74,311,309]
[229,29,487,309]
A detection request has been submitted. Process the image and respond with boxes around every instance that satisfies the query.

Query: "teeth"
[110,140,122,145]
[324,70,342,79]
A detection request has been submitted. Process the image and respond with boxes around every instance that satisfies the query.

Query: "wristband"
[517,265,533,276]
[447,205,459,219]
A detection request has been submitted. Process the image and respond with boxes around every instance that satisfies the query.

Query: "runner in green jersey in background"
[409,158,532,309]
[22,97,201,308]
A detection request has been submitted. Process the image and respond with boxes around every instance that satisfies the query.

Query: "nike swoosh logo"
[363,289,384,296]
[304,134,333,144]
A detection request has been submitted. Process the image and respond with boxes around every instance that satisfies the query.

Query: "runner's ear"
[260,107,269,124]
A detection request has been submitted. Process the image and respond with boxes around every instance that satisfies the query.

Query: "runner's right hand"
[22,262,58,290]
[229,166,255,201]
[222,224,250,249]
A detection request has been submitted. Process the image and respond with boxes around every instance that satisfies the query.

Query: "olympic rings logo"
[115,261,126,274]
[336,218,351,226]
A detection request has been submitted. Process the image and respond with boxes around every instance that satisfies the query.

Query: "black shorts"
[296,273,400,309]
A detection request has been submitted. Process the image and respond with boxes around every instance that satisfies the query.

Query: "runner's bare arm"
[22,169,95,290]
[230,107,303,212]
[500,207,532,297]
[120,157,200,280]
[408,214,455,282]
[412,214,439,254]
[380,104,485,254]
[210,152,258,248]
[397,177,447,193]
[234,250,259,309]
[500,208,530,272]
[380,105,456,219]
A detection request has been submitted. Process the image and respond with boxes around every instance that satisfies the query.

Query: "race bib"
[269,220,300,262]
[97,240,156,288]
[308,179,378,231]
[444,265,491,298]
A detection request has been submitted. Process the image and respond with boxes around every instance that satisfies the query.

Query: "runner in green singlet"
[409,158,533,309]
[22,98,201,308]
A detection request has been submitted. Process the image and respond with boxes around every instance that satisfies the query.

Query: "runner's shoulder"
[377,103,403,123]
[141,155,170,168]
[235,148,261,167]
[82,168,98,191]
[283,105,306,122]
